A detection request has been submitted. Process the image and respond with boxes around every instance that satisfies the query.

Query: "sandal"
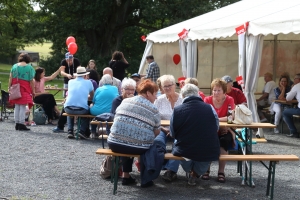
[201,170,210,180]
[217,172,226,183]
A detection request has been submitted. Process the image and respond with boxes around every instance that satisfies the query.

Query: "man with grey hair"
[170,84,220,185]
[99,67,122,95]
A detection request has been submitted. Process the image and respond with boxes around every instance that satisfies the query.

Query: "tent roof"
[146,0,300,43]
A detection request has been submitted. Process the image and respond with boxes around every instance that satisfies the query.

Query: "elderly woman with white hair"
[111,78,136,115]
[89,74,119,138]
[154,74,183,182]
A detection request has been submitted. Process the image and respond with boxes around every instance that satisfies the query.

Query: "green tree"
[33,0,240,75]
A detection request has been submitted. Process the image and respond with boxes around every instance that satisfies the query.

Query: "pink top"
[34,77,50,93]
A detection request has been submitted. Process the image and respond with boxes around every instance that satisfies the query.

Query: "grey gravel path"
[0,118,300,200]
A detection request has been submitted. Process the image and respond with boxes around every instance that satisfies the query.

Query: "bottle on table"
[227,104,233,124]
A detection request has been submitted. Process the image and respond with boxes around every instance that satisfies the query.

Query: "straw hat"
[74,66,90,76]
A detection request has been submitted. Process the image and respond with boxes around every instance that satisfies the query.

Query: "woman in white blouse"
[154,74,183,182]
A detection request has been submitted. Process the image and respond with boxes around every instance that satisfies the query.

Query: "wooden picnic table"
[45,88,67,96]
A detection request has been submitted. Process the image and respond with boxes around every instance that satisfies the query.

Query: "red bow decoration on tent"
[235,22,249,35]
[178,29,189,39]
[236,75,244,85]
[141,35,146,42]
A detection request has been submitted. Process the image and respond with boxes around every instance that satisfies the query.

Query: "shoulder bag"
[233,104,253,125]
[9,65,21,100]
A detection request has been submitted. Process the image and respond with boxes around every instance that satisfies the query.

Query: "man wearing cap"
[222,75,247,105]
[256,72,276,122]
[178,77,186,89]
[142,55,160,83]
[131,73,141,96]
[60,52,81,97]
[64,66,94,139]
[99,67,122,95]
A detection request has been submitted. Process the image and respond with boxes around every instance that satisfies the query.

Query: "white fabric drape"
[244,34,264,137]
[186,40,198,78]
[179,40,187,77]
[238,31,247,91]
[138,41,153,74]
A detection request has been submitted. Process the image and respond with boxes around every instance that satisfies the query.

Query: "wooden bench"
[62,113,96,139]
[96,148,299,199]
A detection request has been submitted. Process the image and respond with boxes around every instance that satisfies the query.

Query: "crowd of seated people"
[10,52,299,188]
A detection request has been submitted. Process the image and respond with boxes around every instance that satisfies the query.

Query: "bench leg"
[111,156,120,195]
[76,117,81,140]
[266,161,276,200]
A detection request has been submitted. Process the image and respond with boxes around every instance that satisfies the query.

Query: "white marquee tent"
[139,0,300,137]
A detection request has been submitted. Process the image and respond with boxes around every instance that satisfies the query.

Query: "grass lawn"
[0,63,13,73]
[25,42,52,58]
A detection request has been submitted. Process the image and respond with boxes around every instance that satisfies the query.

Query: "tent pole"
[210,40,215,95]
[272,35,278,80]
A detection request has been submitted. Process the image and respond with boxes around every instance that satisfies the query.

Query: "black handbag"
[93,113,114,148]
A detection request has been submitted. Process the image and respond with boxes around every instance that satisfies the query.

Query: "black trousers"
[108,142,147,172]
[34,94,57,121]
[57,107,67,130]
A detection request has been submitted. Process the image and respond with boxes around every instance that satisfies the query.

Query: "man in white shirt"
[256,72,277,122]
[283,73,300,137]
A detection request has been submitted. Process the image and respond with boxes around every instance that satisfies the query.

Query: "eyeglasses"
[124,88,135,92]
[294,78,300,80]
[163,84,174,89]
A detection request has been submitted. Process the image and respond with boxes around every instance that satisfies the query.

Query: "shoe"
[31,121,36,126]
[122,176,136,185]
[15,123,19,130]
[274,128,279,134]
[47,121,56,125]
[18,123,30,131]
[260,118,268,123]
[188,175,197,186]
[53,127,64,133]
[67,130,75,139]
[90,133,96,139]
[141,181,154,188]
[201,170,210,180]
[286,133,294,137]
[135,160,141,172]
[161,170,177,182]
[217,172,226,183]
[78,132,88,140]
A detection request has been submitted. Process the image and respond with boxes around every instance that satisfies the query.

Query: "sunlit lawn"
[25,42,52,59]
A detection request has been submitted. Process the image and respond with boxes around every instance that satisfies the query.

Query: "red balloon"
[173,54,181,65]
[68,42,78,55]
[66,36,76,46]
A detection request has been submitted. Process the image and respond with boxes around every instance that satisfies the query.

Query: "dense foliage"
[0,0,239,76]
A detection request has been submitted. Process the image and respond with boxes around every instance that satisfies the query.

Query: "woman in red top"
[204,78,235,183]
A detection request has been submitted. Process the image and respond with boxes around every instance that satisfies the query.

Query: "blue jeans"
[65,107,90,132]
[180,160,210,176]
[283,107,300,134]
[156,131,180,173]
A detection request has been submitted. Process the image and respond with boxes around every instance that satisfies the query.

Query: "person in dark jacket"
[109,51,129,81]
[170,84,220,186]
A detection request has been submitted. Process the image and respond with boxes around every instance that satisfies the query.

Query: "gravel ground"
[0,117,300,200]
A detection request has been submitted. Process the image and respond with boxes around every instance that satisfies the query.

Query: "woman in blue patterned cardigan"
[107,79,161,186]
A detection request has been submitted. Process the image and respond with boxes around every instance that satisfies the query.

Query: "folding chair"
[1,90,15,121]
